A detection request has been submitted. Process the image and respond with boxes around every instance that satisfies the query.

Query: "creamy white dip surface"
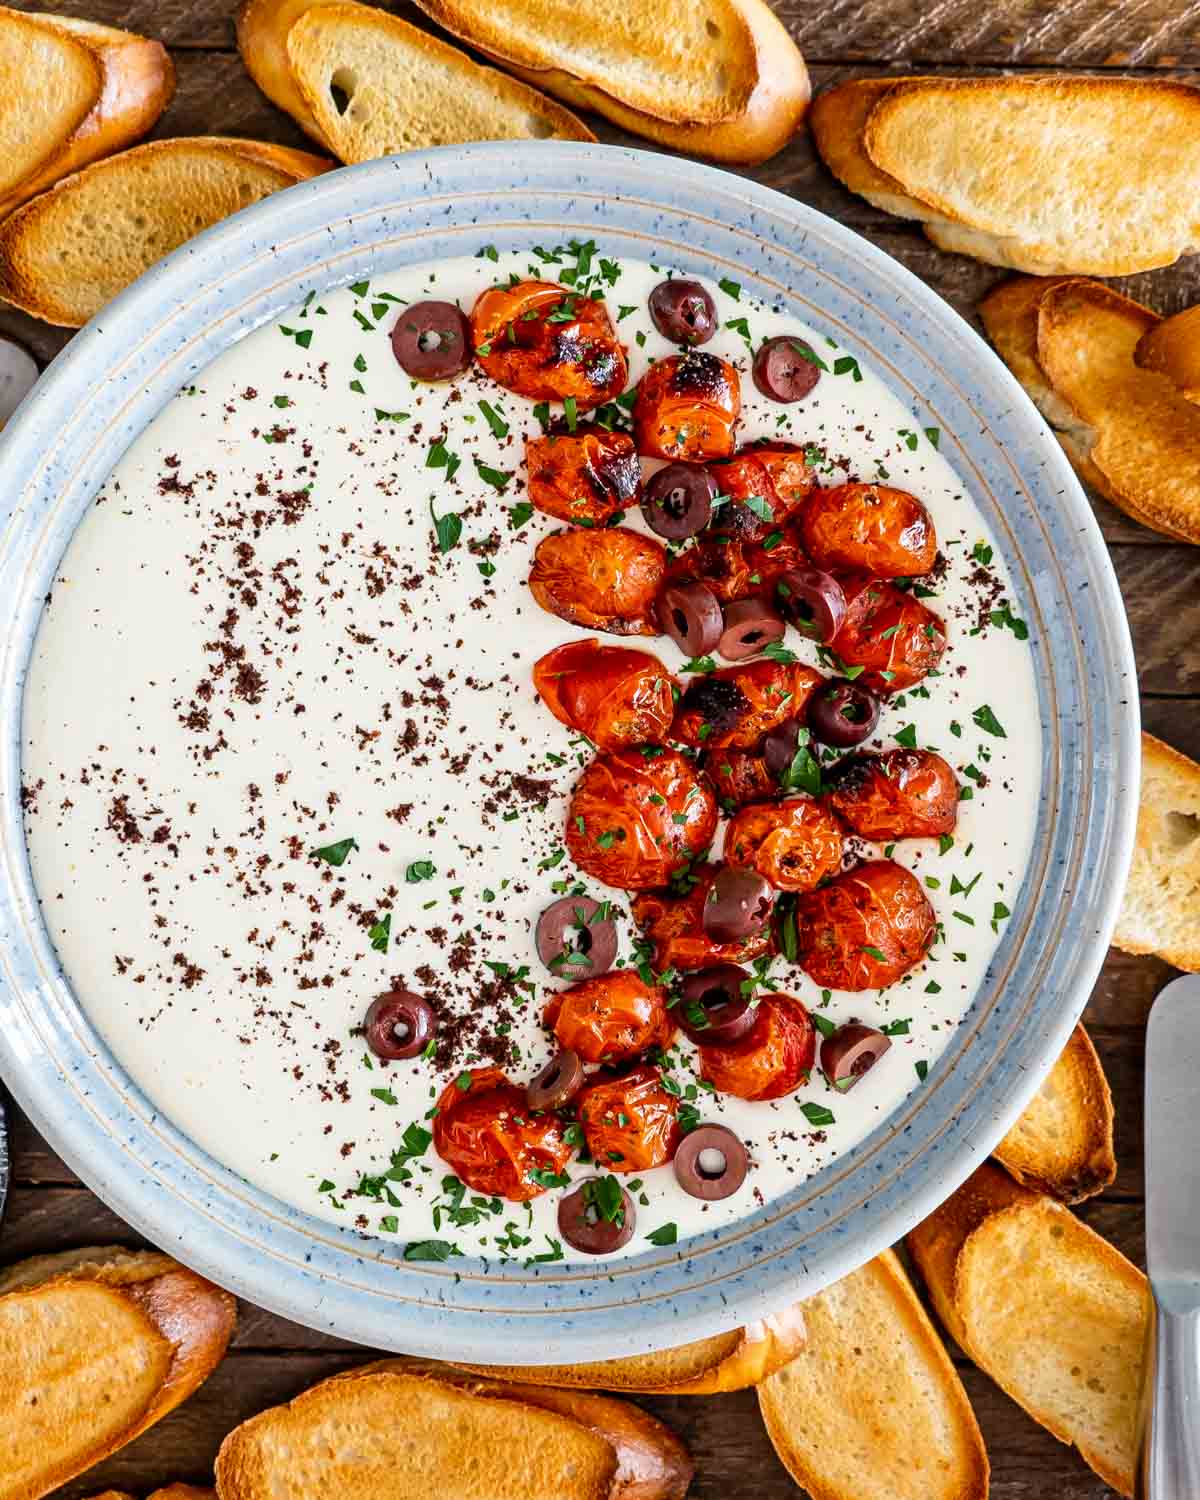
[22,245,1040,1262]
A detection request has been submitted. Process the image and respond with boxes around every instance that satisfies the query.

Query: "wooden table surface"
[3,2,1197,1495]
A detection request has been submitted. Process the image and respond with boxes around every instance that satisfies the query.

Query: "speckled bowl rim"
[0,143,1138,1360]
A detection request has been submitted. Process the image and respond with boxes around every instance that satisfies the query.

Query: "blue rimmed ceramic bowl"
[0,142,1138,1360]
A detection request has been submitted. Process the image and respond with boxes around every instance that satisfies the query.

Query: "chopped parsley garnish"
[563,395,578,433]
[477,399,509,438]
[780,729,822,797]
[474,459,513,492]
[646,1222,678,1246]
[800,1101,835,1127]
[990,603,1029,640]
[368,914,391,952]
[477,244,499,262]
[833,355,862,382]
[719,277,742,299]
[528,1166,571,1189]
[893,724,918,749]
[405,860,436,883]
[938,833,955,855]
[371,1087,398,1106]
[584,1174,626,1225]
[881,1018,911,1036]
[279,325,312,349]
[971,540,994,567]
[379,1215,399,1233]
[915,1060,929,1081]
[860,945,887,961]
[403,1239,461,1262]
[742,494,773,522]
[429,499,462,554]
[973,704,1007,738]
[310,837,357,866]
[812,1011,837,1039]
[681,655,717,674]
[374,408,410,423]
[426,436,462,481]
[925,427,940,448]
[508,501,534,530]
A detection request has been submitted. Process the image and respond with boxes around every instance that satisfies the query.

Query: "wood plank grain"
[11,0,1200,67]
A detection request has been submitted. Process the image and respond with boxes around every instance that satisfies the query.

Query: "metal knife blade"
[1146,974,1200,1306]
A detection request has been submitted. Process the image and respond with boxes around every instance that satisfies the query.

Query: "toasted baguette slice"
[1136,305,1200,405]
[979,274,1200,543]
[908,1164,1147,1498]
[757,1250,987,1500]
[410,0,808,164]
[361,1360,691,1500]
[1113,731,1200,970]
[0,137,332,327]
[862,76,1200,276]
[0,1247,235,1500]
[0,12,174,221]
[993,1023,1116,1203]
[237,0,329,141]
[285,2,593,163]
[0,8,100,214]
[215,1366,620,1500]
[85,1489,215,1500]
[451,1302,805,1393]
[809,77,932,219]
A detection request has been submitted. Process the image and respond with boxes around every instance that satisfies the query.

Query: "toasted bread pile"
[811,74,1200,276]
[1114,732,1200,971]
[978,275,1200,545]
[0,6,173,220]
[237,0,808,165]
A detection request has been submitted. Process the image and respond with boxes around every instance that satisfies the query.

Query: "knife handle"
[1136,1292,1200,1499]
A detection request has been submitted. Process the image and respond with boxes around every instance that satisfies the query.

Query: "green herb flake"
[719,277,742,300]
[893,723,918,749]
[646,1222,678,1246]
[368,914,391,953]
[403,1239,460,1262]
[973,704,1007,738]
[801,1101,835,1127]
[310,837,357,867]
[405,860,436,883]
[371,1088,398,1106]
[478,399,509,438]
[429,499,462,555]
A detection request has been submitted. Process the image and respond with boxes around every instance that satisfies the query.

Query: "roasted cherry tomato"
[825,748,959,841]
[577,1064,681,1172]
[634,352,740,461]
[544,971,675,1065]
[525,429,641,526]
[632,864,775,971]
[724,799,844,893]
[697,994,815,1101]
[709,447,812,542]
[566,747,718,891]
[749,441,817,512]
[704,748,779,810]
[832,577,947,696]
[801,483,937,579]
[529,527,666,637]
[470,280,627,409]
[742,527,808,600]
[672,659,823,750]
[533,639,675,751]
[432,1066,572,1202]
[795,860,936,991]
[664,536,755,605]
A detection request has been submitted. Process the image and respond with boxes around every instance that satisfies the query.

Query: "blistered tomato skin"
[632,864,775,971]
[470,280,627,409]
[832,576,948,696]
[698,994,816,1101]
[724,799,845,892]
[703,748,779,811]
[664,537,755,606]
[825,748,960,841]
[795,860,936,991]
[566,748,718,891]
[532,639,675,751]
[709,446,814,542]
[749,441,817,512]
[544,971,675,1065]
[529,528,666,637]
[634,352,741,461]
[672,659,823,750]
[801,483,937,579]
[525,430,641,526]
[577,1064,681,1172]
[432,1067,572,1202]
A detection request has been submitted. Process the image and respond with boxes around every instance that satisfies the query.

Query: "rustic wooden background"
[2,1,1196,1494]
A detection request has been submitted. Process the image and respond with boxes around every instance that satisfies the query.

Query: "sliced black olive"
[718,599,786,661]
[648,279,718,347]
[558,1176,636,1254]
[820,1022,892,1090]
[390,301,472,380]
[775,567,847,644]
[702,867,775,943]
[526,1049,585,1111]
[535,896,617,979]
[763,717,804,776]
[753,336,823,403]
[808,678,881,749]
[673,1125,748,1200]
[678,965,756,1044]
[661,580,723,657]
[364,991,435,1060]
[641,462,716,540]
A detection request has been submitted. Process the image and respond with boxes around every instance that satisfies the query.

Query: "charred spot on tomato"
[590,444,641,504]
[822,754,874,797]
[679,676,749,735]
[669,350,729,400]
